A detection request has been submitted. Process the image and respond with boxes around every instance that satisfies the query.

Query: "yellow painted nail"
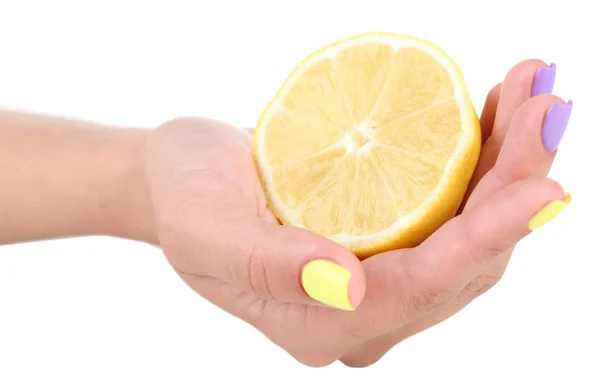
[301,260,354,311]
[528,192,572,230]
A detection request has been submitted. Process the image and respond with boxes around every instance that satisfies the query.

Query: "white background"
[1,0,598,388]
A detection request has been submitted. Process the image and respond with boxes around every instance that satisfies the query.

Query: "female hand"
[144,58,572,367]
[339,59,572,366]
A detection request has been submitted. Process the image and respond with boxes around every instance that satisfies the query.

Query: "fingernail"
[532,63,556,96]
[542,101,573,151]
[301,260,354,311]
[528,192,572,230]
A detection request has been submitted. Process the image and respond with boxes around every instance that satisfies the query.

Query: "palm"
[148,115,506,354]
[144,118,309,312]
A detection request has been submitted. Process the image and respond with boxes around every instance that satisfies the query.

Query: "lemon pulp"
[252,32,481,258]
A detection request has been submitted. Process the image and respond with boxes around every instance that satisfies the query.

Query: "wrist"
[100,128,158,245]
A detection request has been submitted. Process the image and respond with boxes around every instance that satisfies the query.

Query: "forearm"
[0,109,157,245]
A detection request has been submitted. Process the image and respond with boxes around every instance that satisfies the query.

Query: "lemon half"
[252,32,481,258]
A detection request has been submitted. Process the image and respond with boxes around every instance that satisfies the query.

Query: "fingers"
[340,70,573,361]
[351,177,570,338]
[341,177,572,366]
[490,59,554,144]
[403,177,570,302]
[466,94,572,211]
[340,88,574,363]
[465,60,555,197]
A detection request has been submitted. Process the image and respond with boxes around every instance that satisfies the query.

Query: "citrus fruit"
[252,32,481,259]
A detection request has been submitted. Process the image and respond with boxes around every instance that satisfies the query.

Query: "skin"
[0,59,567,367]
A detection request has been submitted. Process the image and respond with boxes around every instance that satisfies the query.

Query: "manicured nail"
[301,259,354,311]
[532,63,556,96]
[542,101,573,151]
[528,193,572,230]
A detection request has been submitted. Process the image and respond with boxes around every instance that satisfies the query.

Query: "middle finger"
[465,93,570,212]
[465,59,555,201]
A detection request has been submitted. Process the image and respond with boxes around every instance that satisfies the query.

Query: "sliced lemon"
[252,32,481,258]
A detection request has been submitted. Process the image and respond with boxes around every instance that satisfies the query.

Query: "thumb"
[219,220,366,311]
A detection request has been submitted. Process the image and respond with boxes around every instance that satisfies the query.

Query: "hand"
[340,59,571,366]
[143,116,366,319]
[143,58,572,368]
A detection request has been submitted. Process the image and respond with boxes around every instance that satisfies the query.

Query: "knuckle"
[410,285,453,314]
[243,294,269,325]
[210,277,269,326]
[238,239,275,300]
[460,263,508,303]
[402,256,454,315]
[463,211,509,262]
[463,272,503,296]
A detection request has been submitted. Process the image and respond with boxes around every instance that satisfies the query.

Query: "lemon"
[252,32,481,259]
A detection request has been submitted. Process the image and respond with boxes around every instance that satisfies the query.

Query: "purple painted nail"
[532,63,556,96]
[542,101,573,151]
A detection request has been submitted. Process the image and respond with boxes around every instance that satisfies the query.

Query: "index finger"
[343,177,569,339]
